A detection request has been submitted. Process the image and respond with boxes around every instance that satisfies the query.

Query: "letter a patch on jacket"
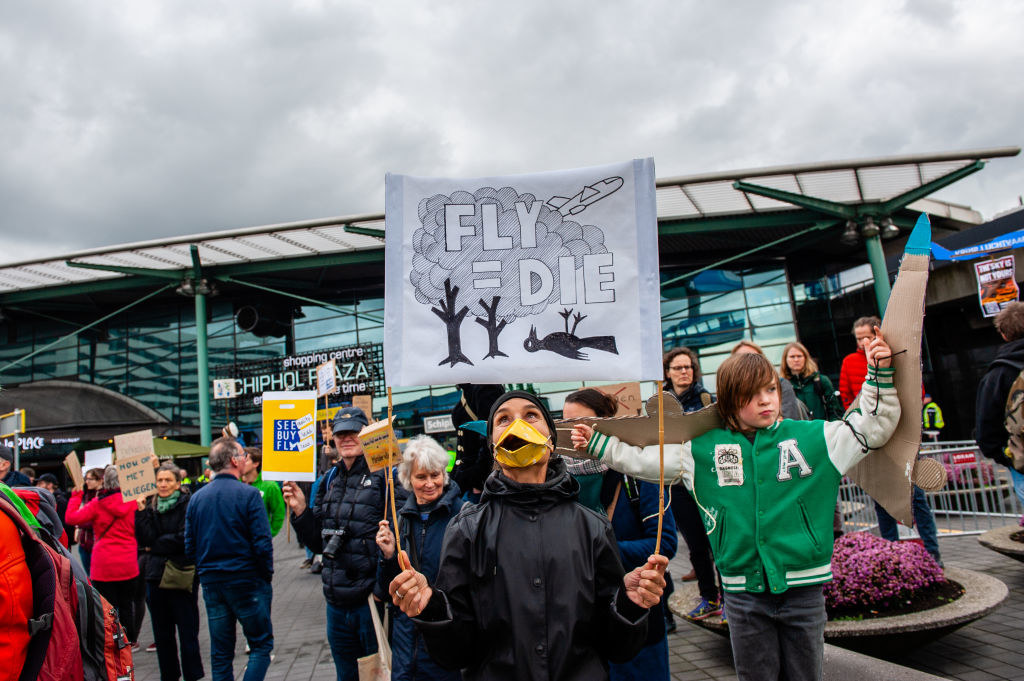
[777,439,812,481]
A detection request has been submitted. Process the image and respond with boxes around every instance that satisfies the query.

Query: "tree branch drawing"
[431,278,473,367]
[475,296,508,359]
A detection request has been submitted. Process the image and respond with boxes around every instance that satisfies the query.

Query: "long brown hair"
[564,389,619,418]
[716,353,779,432]
[780,341,818,380]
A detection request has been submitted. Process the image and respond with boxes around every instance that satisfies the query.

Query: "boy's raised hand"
[865,326,893,368]
[571,423,594,451]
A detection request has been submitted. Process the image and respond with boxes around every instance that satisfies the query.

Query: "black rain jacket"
[413,457,649,681]
[136,491,191,582]
[976,337,1024,463]
[292,456,389,607]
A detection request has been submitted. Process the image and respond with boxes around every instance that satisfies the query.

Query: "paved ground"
[131,525,1024,680]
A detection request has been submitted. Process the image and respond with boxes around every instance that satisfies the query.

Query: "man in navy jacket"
[186,436,274,681]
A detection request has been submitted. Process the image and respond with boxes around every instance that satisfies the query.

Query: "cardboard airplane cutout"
[555,214,945,526]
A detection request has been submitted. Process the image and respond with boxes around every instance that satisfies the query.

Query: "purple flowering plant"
[824,532,945,612]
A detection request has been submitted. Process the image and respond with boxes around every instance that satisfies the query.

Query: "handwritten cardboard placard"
[261,391,318,482]
[118,454,157,502]
[595,382,643,416]
[352,394,374,420]
[114,429,155,463]
[316,360,337,397]
[83,447,113,473]
[359,416,400,472]
[63,452,84,488]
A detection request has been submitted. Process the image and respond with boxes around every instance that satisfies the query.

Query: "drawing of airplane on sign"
[546,176,623,216]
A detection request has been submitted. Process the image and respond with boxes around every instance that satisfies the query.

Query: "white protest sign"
[213,379,238,399]
[117,454,157,502]
[316,359,337,397]
[84,447,113,473]
[261,391,318,481]
[384,159,661,385]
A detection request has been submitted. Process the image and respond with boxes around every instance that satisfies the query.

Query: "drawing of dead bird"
[522,308,618,360]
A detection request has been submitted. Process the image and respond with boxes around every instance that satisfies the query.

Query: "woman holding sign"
[65,464,142,648]
[387,391,668,681]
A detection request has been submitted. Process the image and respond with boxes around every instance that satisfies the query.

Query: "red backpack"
[0,495,134,681]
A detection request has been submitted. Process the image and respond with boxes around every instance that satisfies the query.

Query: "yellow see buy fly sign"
[261,391,317,482]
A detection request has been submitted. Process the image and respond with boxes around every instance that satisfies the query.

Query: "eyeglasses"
[668,365,693,372]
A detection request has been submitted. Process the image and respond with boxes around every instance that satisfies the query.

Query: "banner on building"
[384,159,662,386]
[975,256,1019,317]
[212,344,384,416]
[261,391,317,481]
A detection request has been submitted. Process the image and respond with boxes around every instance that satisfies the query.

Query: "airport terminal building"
[1,148,1020,471]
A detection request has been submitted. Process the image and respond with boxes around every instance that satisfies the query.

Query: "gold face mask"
[493,418,552,468]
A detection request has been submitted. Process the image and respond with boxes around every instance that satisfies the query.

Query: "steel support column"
[191,246,212,446]
[864,233,891,315]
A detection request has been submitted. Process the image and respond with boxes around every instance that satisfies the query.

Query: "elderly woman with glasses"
[376,436,464,681]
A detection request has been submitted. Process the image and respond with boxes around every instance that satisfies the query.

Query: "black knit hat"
[486,391,557,451]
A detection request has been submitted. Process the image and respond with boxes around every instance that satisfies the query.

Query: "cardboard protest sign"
[64,452,84,488]
[117,455,157,502]
[114,429,155,464]
[213,379,238,399]
[384,159,661,386]
[975,256,1018,318]
[595,382,644,416]
[359,416,400,472]
[352,394,374,419]
[83,447,113,473]
[316,360,338,397]
[261,391,317,481]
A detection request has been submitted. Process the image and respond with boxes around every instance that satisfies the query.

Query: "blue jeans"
[326,601,378,681]
[873,486,942,565]
[724,585,826,681]
[203,580,274,681]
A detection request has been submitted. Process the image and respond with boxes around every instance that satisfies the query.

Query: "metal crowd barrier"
[838,441,1023,537]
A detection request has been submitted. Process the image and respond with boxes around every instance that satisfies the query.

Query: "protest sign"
[975,256,1019,317]
[63,452,84,488]
[595,382,643,416]
[117,455,157,502]
[316,359,337,397]
[83,447,113,473]
[261,391,317,481]
[384,159,661,386]
[359,416,400,472]
[352,394,374,420]
[114,429,155,463]
[213,379,238,399]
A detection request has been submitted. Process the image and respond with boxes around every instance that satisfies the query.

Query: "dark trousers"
[670,484,719,602]
[203,580,274,681]
[93,577,141,644]
[147,582,204,681]
[725,585,826,681]
[326,601,377,681]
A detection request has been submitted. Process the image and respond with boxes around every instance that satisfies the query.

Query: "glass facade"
[0,263,800,444]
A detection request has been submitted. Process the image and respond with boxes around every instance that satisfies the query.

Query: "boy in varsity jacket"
[572,329,898,681]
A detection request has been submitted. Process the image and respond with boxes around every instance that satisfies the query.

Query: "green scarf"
[156,490,181,513]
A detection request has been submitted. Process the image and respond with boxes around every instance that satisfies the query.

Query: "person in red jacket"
[65,464,142,648]
[838,316,880,409]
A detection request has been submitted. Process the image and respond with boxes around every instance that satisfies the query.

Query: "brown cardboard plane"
[554,214,945,527]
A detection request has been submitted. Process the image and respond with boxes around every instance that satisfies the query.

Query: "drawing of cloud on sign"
[411,184,615,367]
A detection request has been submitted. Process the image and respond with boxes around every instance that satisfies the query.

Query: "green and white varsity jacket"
[587,366,899,595]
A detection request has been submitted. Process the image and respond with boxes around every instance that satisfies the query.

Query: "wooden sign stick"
[324,395,330,430]
[654,381,666,556]
[386,387,404,565]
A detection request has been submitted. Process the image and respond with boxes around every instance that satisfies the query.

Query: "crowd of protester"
[3,313,986,681]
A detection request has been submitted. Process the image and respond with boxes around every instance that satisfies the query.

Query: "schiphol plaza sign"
[213,343,385,414]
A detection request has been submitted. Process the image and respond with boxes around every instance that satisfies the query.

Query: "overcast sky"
[1,0,1022,265]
